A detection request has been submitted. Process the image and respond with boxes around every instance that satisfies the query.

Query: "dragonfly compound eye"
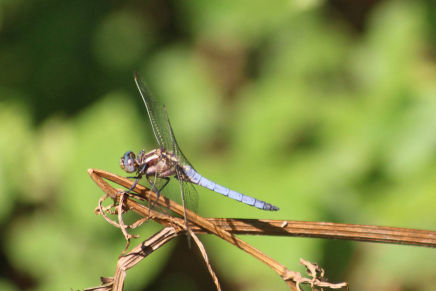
[120,151,137,173]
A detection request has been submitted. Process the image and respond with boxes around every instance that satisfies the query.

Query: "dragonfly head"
[120,151,138,173]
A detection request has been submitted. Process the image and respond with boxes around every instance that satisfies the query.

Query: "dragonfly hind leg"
[147,176,170,208]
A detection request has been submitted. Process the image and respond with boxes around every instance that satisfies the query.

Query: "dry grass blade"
[189,229,222,291]
[191,218,436,248]
[84,227,181,291]
[89,169,436,248]
[88,168,436,290]
[88,169,306,290]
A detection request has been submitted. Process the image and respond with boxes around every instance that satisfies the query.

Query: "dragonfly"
[120,73,279,220]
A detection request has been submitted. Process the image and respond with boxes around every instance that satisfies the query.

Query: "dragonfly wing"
[135,73,198,209]
[175,168,199,247]
[134,73,173,151]
[183,181,199,212]
[162,104,196,169]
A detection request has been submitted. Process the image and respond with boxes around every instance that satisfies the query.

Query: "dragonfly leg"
[121,164,147,197]
[147,176,170,207]
[122,176,141,195]
[145,176,170,218]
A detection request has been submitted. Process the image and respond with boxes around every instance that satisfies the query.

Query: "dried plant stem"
[192,218,436,248]
[85,227,181,291]
[89,169,301,289]
[88,168,436,290]
[90,169,436,248]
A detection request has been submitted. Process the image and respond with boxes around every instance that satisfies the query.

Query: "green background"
[1,0,435,290]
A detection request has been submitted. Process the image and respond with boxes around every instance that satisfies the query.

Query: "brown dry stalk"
[89,169,303,290]
[89,169,436,248]
[87,168,436,290]
[191,218,436,248]
[85,227,181,291]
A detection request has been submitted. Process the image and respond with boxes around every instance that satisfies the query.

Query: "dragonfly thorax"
[120,149,180,179]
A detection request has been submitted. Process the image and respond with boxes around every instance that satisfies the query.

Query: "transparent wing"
[164,102,199,211]
[180,179,199,212]
[175,177,198,247]
[134,72,198,208]
[134,73,173,151]
[134,73,195,169]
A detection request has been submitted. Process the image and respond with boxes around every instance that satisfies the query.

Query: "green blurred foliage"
[0,0,435,290]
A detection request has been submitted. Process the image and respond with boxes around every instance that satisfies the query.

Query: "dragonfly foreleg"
[121,164,147,197]
[122,175,142,196]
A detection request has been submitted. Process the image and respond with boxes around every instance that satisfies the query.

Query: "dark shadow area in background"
[145,236,235,291]
[0,0,187,124]
[327,0,381,34]
[0,200,41,290]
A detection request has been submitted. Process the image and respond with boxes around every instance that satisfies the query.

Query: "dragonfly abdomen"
[183,166,279,211]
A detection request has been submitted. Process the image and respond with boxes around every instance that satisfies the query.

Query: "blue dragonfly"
[120,73,279,219]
